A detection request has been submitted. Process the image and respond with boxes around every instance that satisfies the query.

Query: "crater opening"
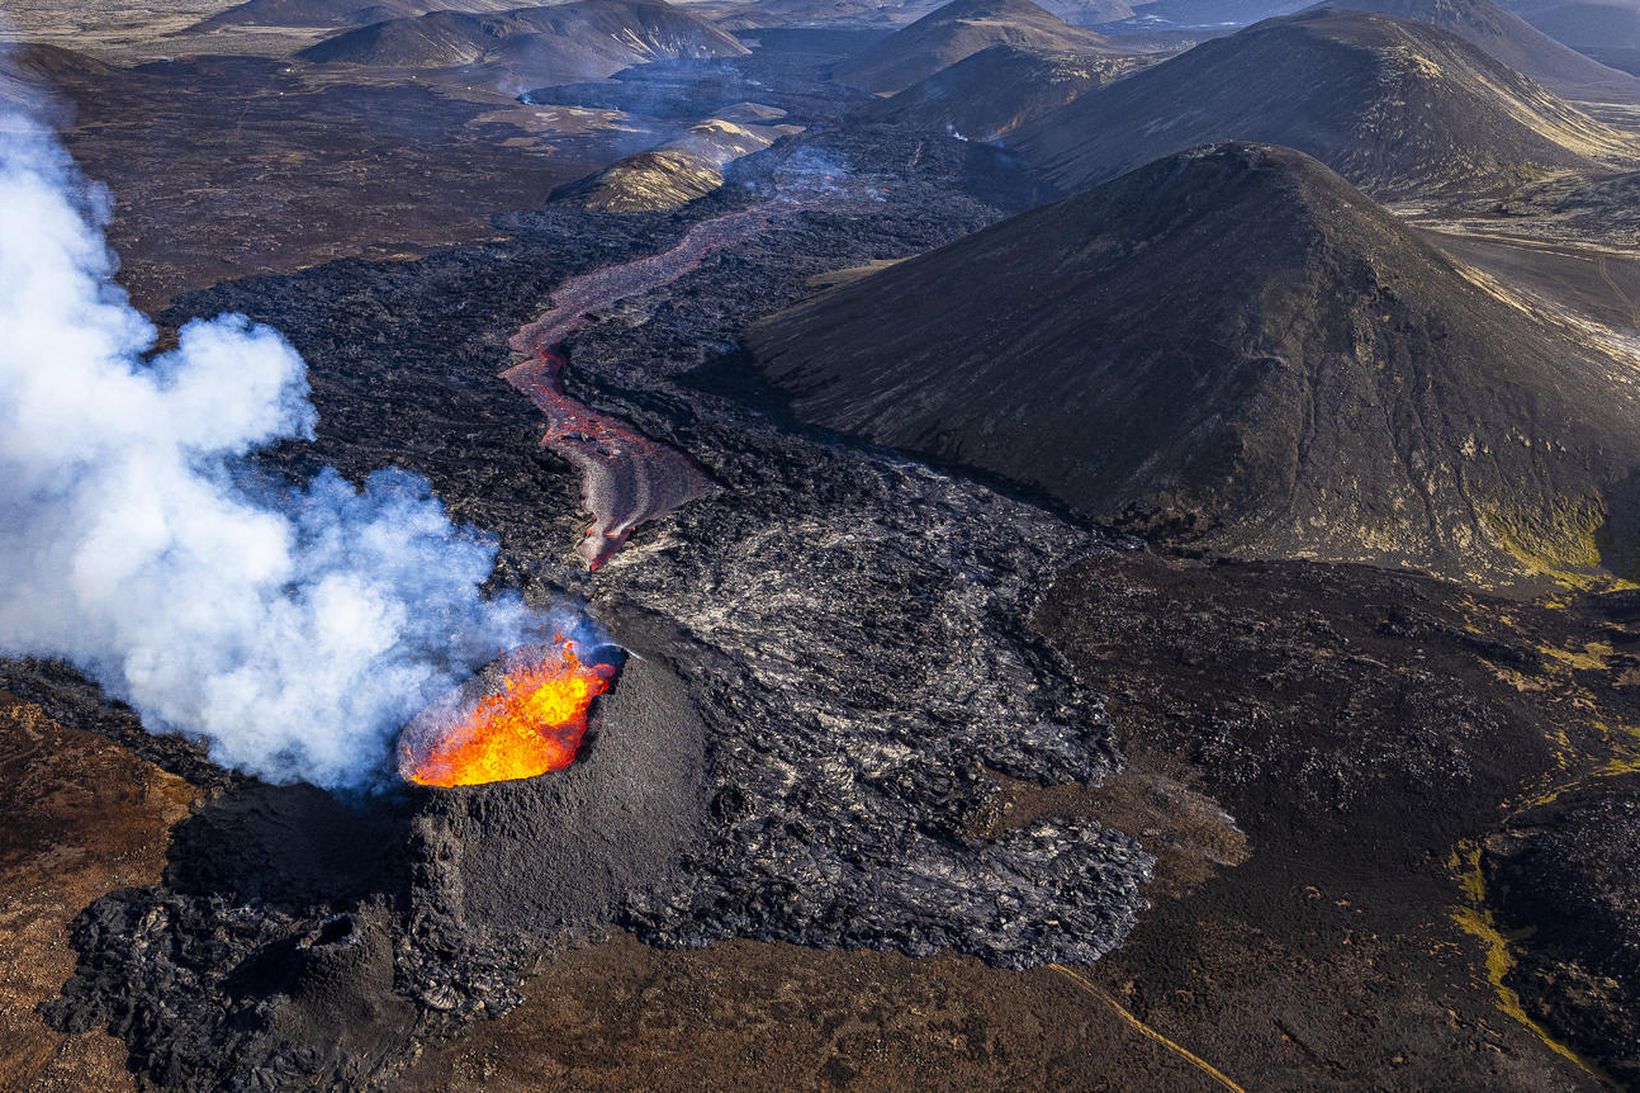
[398,637,623,788]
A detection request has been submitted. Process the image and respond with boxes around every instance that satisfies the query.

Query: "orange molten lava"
[408,641,615,787]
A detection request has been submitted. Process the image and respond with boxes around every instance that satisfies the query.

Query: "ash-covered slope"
[832,0,1121,92]
[298,0,748,80]
[1320,0,1640,99]
[749,142,1640,586]
[1012,9,1636,197]
[855,43,1143,139]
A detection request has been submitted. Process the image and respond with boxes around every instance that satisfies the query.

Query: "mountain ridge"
[1011,8,1637,197]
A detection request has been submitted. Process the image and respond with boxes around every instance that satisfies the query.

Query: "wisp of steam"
[0,101,555,789]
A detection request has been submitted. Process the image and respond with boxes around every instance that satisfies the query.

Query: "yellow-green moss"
[1479,496,1640,592]
[1448,843,1611,1082]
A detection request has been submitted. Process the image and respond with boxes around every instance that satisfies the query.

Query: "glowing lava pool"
[399,638,620,787]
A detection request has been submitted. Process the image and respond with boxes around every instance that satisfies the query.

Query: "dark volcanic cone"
[43,644,711,1089]
[1010,8,1637,198]
[401,648,711,984]
[832,0,1124,93]
[855,43,1145,141]
[748,141,1640,587]
[1319,0,1640,100]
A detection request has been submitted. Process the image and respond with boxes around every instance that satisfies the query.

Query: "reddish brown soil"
[45,56,660,312]
[0,693,197,1092]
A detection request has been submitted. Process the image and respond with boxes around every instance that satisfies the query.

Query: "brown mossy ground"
[0,693,197,1092]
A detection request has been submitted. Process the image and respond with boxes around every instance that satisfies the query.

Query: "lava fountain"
[399,637,620,787]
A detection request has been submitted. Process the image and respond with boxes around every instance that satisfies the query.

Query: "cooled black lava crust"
[30,125,1148,1090]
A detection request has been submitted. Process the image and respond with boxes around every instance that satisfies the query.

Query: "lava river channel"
[503,209,770,569]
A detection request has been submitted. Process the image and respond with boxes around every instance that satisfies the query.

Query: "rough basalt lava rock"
[1484,772,1640,1085]
[37,123,1146,1089]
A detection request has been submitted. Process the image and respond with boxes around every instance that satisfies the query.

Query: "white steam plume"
[0,103,552,788]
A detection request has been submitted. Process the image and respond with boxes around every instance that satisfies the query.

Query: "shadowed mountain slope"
[1320,0,1640,99]
[1012,9,1636,197]
[749,142,1640,587]
[1518,0,1640,75]
[855,44,1144,139]
[832,0,1120,92]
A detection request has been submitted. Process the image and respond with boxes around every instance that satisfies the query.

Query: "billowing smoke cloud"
[0,102,555,788]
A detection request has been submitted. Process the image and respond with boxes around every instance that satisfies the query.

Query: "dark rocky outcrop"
[1484,772,1640,1086]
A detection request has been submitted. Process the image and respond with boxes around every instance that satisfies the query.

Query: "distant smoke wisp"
[0,105,554,788]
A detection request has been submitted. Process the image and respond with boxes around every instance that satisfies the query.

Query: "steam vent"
[399,639,621,787]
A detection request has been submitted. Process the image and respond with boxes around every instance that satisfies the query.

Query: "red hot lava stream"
[502,209,771,569]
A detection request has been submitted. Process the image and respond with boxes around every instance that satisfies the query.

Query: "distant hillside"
[297,0,748,81]
[709,0,943,29]
[1518,1,1640,74]
[1113,0,1309,25]
[1039,0,1138,20]
[856,44,1143,138]
[749,143,1640,587]
[0,44,117,112]
[192,0,523,30]
[831,0,1121,92]
[1012,9,1637,197]
[1319,0,1640,99]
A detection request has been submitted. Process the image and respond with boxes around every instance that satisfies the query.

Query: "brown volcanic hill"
[748,142,1640,587]
[1319,0,1640,99]
[0,45,116,112]
[1011,8,1636,197]
[297,0,748,78]
[3,44,117,81]
[855,43,1145,139]
[831,0,1122,92]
